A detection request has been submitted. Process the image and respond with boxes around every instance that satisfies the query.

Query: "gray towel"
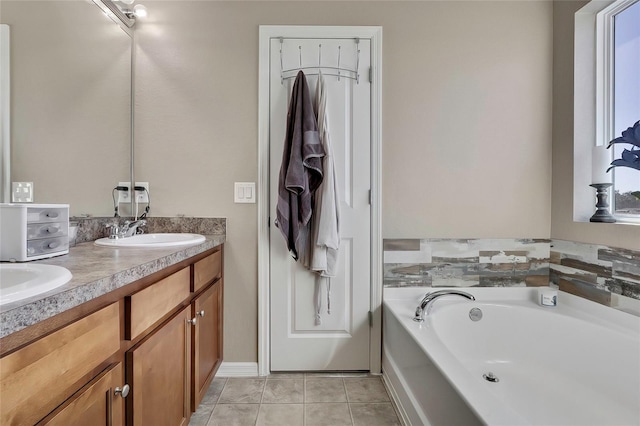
[275,71,325,260]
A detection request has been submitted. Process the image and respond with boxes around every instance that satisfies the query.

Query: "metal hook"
[299,46,302,68]
[318,44,322,67]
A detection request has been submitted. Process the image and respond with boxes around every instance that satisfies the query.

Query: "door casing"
[257,25,383,376]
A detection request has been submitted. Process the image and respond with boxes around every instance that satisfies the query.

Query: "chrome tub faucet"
[413,290,475,322]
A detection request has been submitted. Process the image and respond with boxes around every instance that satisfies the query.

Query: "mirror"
[0,0,132,217]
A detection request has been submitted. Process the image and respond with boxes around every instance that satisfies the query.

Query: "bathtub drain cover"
[483,372,499,383]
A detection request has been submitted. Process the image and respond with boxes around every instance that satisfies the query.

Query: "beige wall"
[134,1,553,362]
[551,0,640,251]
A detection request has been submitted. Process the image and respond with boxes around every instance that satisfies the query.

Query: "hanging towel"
[275,71,325,261]
[306,72,340,325]
[307,71,341,277]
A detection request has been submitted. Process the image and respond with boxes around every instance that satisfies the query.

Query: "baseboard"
[215,362,260,377]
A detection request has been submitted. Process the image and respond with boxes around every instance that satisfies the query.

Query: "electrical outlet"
[134,182,149,203]
[117,182,149,204]
[117,182,131,204]
[12,182,34,202]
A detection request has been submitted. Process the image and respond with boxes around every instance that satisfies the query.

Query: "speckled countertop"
[0,234,225,338]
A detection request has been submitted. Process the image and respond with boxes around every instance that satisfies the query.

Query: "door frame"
[257,25,383,376]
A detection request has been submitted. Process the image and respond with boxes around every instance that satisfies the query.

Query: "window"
[611,1,640,216]
[574,0,640,223]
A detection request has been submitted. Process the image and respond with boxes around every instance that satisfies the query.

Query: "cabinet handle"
[187,317,197,326]
[197,310,205,317]
[114,384,130,398]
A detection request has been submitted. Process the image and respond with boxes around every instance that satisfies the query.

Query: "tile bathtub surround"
[383,238,551,288]
[71,216,226,243]
[550,239,640,310]
[189,374,400,426]
[383,238,640,312]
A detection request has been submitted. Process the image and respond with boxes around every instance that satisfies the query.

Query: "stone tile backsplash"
[550,239,640,305]
[71,216,226,244]
[383,237,640,313]
[384,238,550,288]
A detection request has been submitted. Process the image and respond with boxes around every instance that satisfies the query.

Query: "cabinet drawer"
[27,222,68,240]
[0,303,120,426]
[26,207,69,224]
[27,236,68,257]
[126,267,190,341]
[193,250,221,293]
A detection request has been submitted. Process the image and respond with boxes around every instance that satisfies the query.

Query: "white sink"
[94,233,206,248]
[0,263,72,306]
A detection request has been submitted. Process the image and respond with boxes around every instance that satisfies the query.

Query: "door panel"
[270,37,371,371]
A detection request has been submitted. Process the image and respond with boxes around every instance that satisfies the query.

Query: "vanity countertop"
[0,235,225,338]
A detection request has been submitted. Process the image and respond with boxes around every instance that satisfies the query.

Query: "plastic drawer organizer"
[0,204,70,261]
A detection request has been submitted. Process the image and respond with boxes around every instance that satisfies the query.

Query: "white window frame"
[574,0,640,224]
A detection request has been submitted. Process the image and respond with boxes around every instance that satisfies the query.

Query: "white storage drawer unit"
[0,203,69,261]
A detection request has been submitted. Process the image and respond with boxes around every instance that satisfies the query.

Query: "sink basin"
[94,233,206,248]
[0,264,73,306]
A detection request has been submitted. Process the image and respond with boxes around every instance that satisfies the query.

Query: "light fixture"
[132,4,147,18]
[119,0,134,4]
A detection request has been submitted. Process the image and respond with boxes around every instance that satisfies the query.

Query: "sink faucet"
[121,219,147,237]
[413,290,475,322]
[106,219,147,239]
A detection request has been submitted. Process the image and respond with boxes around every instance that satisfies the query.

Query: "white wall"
[134,0,553,362]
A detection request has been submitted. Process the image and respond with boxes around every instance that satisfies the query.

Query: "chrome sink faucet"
[121,219,147,237]
[413,290,475,322]
[106,219,147,239]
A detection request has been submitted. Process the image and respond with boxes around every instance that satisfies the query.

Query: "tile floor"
[189,373,402,426]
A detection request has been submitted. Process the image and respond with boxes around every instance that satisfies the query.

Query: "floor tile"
[255,404,304,426]
[344,378,390,403]
[305,372,344,378]
[218,378,265,404]
[208,404,260,426]
[305,403,353,426]
[267,372,305,380]
[188,408,213,426]
[204,378,227,406]
[262,379,304,403]
[305,378,347,403]
[350,403,401,426]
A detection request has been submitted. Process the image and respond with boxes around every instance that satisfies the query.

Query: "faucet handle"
[105,223,120,239]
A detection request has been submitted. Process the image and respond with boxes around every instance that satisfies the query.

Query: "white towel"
[306,72,340,325]
[308,71,340,277]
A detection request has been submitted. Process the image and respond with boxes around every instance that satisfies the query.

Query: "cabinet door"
[42,363,126,426]
[0,303,120,425]
[192,280,223,410]
[127,306,191,426]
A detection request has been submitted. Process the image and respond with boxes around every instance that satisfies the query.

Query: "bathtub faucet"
[413,290,475,322]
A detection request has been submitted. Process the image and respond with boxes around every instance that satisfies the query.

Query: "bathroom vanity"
[0,237,224,425]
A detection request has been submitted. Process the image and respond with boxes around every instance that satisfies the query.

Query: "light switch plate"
[12,182,33,202]
[234,182,256,203]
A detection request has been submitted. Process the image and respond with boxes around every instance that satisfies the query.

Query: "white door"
[269,37,372,371]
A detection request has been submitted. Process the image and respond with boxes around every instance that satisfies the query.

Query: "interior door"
[269,37,371,371]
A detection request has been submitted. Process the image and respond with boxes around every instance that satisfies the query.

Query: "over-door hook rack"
[279,37,360,84]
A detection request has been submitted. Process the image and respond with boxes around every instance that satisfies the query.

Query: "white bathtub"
[382,287,640,426]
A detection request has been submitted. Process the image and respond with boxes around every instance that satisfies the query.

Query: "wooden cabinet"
[42,363,126,426]
[191,279,223,410]
[126,306,192,426]
[0,303,121,426]
[0,244,223,426]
